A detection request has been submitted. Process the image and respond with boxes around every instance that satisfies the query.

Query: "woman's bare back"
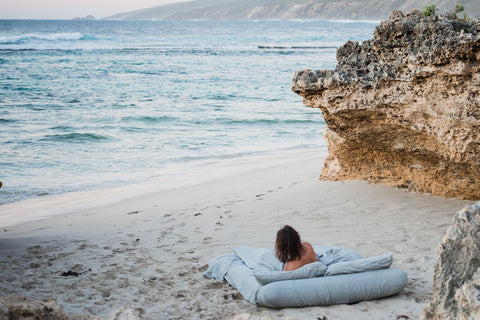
[283,242,318,271]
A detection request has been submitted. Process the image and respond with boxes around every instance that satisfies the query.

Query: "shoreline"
[0,149,325,228]
[0,153,473,319]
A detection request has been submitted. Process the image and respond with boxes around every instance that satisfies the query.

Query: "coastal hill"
[106,0,480,20]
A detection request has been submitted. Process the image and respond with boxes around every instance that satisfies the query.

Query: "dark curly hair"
[275,225,305,263]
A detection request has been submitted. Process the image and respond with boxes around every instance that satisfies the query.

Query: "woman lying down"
[275,225,318,271]
[204,223,407,308]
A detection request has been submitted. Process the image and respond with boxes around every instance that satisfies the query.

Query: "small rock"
[108,306,142,320]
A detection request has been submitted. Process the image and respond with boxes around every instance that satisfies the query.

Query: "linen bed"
[204,245,408,308]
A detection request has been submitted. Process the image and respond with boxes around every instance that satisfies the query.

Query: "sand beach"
[0,152,472,319]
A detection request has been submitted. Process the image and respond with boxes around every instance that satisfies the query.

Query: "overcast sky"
[0,0,189,19]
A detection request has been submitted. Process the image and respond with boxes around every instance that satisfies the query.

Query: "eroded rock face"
[0,295,74,320]
[421,201,480,320]
[0,295,141,320]
[292,10,480,200]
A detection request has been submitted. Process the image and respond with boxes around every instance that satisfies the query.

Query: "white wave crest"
[0,32,84,45]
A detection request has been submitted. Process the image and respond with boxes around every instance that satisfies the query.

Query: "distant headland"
[73,15,96,20]
[105,0,480,21]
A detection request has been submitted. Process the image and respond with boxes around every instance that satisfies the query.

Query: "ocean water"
[0,19,376,205]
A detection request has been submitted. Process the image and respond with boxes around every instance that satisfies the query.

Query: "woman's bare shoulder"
[303,242,317,259]
[302,242,314,250]
[302,242,316,255]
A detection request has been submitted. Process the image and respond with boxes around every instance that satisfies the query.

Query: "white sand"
[0,152,472,319]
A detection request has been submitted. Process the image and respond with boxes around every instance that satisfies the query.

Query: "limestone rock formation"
[0,295,141,320]
[292,10,480,200]
[421,201,480,320]
[0,295,73,320]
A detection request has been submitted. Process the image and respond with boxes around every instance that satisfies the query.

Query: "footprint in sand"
[193,226,202,233]
[198,265,208,272]
[223,210,234,218]
[35,226,51,231]
[26,245,47,255]
[414,295,430,303]
[224,292,243,300]
[206,281,224,289]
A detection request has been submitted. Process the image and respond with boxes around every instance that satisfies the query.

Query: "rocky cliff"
[420,201,480,320]
[292,10,480,200]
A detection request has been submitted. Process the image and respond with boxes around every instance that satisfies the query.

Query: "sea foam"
[0,32,84,44]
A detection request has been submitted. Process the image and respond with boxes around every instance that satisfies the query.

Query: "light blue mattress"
[204,246,408,308]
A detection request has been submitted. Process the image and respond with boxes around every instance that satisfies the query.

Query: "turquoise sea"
[0,19,376,205]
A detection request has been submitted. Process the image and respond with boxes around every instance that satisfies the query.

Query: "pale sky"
[0,0,189,19]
